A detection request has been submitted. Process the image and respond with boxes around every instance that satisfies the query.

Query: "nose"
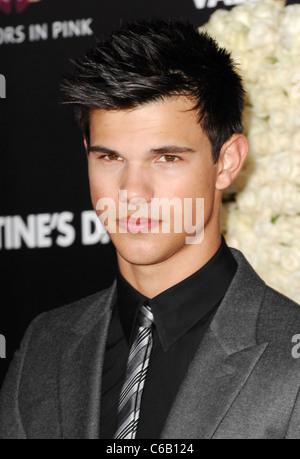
[119,163,153,206]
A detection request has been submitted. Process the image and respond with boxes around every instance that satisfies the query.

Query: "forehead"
[88,96,210,150]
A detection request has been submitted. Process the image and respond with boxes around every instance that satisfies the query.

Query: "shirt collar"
[116,236,237,351]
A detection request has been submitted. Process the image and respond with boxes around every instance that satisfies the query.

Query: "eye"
[99,154,122,161]
[157,155,180,163]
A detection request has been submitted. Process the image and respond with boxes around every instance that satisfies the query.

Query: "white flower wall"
[201,0,300,303]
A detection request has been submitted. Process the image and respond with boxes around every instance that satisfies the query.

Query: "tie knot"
[138,305,154,328]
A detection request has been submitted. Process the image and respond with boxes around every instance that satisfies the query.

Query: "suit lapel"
[162,249,269,439]
[161,329,268,439]
[58,281,117,439]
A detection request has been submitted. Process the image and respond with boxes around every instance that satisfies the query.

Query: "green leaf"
[271,215,281,224]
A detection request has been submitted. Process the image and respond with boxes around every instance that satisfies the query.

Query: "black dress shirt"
[100,237,237,439]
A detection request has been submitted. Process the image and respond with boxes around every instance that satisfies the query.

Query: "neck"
[117,224,222,299]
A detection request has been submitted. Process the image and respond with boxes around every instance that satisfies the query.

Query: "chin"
[119,252,164,267]
[111,233,187,267]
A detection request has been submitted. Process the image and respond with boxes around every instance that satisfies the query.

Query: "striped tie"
[113,304,154,439]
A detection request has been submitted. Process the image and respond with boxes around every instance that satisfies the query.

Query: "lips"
[117,216,161,233]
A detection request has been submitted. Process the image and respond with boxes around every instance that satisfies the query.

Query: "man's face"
[88,96,220,267]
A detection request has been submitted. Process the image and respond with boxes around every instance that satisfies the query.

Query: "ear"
[215,134,248,191]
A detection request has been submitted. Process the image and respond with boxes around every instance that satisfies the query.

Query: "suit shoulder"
[258,285,300,345]
[30,283,116,337]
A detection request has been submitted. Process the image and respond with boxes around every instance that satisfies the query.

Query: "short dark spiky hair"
[62,19,245,163]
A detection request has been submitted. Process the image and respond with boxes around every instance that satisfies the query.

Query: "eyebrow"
[88,145,197,156]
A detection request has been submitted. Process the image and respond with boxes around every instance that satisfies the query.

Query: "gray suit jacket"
[1,248,300,439]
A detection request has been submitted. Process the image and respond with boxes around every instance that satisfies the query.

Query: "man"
[1,20,300,440]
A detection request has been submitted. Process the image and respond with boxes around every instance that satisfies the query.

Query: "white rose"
[257,61,300,98]
[260,151,300,183]
[229,4,256,28]
[226,210,255,234]
[226,232,259,268]
[235,190,258,214]
[238,51,277,82]
[288,271,300,304]
[218,22,249,53]
[252,2,282,23]
[270,58,300,96]
[280,5,300,34]
[292,133,300,151]
[269,109,294,134]
[248,123,290,157]
[254,219,285,243]
[247,121,268,156]
[258,62,280,89]
[289,105,300,127]
[242,104,253,136]
[266,0,287,7]
[202,9,230,37]
[280,247,300,273]
[279,34,300,53]
[260,182,300,215]
[255,216,300,246]
[259,266,289,296]
[248,22,278,50]
[279,5,300,51]
[257,240,282,265]
[256,0,285,13]
[249,86,289,117]
[224,233,241,251]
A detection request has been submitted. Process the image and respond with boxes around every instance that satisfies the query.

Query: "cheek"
[88,172,111,210]
[187,170,217,218]
[89,174,100,197]
[177,169,214,199]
